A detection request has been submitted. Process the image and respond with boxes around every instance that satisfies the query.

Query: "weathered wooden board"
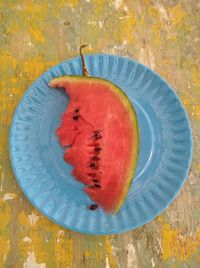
[0,0,200,267]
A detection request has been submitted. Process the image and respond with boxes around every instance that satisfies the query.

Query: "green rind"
[50,75,140,214]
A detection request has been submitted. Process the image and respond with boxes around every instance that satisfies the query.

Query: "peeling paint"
[113,0,123,10]
[23,252,45,268]
[105,237,117,268]
[151,257,155,267]
[98,20,103,28]
[126,243,138,268]
[162,224,200,260]
[105,255,110,268]
[28,212,39,226]
[156,4,170,23]
[23,237,32,243]
[139,47,155,69]
[3,193,17,201]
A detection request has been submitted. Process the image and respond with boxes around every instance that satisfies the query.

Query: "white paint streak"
[28,212,39,226]
[126,244,138,268]
[149,49,155,69]
[98,20,103,28]
[156,4,170,32]
[23,252,45,268]
[111,245,119,267]
[105,255,110,268]
[139,48,147,65]
[151,257,155,267]
[56,229,65,242]
[139,48,155,69]
[113,0,122,10]
[87,20,97,25]
[23,237,32,243]
[156,4,169,23]
[3,193,17,201]
[102,41,128,55]
[156,237,163,254]
[170,210,179,222]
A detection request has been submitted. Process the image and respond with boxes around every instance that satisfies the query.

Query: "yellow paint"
[19,210,60,265]
[0,51,17,72]
[180,96,200,120]
[55,231,73,268]
[191,66,200,89]
[20,1,47,18]
[105,237,117,268]
[28,27,45,43]
[180,94,193,106]
[84,250,92,257]
[120,10,136,44]
[135,1,163,46]
[19,209,74,267]
[191,105,200,119]
[19,211,30,226]
[0,200,11,231]
[196,163,200,172]
[166,4,187,42]
[161,57,170,65]
[0,236,10,265]
[93,0,110,18]
[156,215,164,223]
[58,0,79,7]
[162,224,200,261]
[0,200,11,264]
[7,23,20,34]
[23,56,47,80]
[168,4,186,28]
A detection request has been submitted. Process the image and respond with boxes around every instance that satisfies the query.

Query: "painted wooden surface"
[0,0,200,267]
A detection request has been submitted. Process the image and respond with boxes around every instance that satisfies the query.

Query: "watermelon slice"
[49,46,139,214]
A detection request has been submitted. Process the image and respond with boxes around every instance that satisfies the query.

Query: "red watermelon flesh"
[49,76,139,214]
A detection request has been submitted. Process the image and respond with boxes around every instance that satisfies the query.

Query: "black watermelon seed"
[93,130,102,140]
[92,179,99,183]
[91,156,100,161]
[89,163,97,169]
[94,184,101,188]
[89,204,98,210]
[94,147,101,152]
[75,108,79,113]
[73,115,79,120]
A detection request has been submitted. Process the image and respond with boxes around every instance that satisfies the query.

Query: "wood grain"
[0,0,199,267]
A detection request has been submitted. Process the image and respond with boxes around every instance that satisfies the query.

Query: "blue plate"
[9,54,192,234]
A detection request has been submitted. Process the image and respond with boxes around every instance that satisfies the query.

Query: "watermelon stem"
[79,44,89,77]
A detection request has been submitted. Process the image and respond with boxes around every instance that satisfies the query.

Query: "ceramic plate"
[9,54,192,234]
